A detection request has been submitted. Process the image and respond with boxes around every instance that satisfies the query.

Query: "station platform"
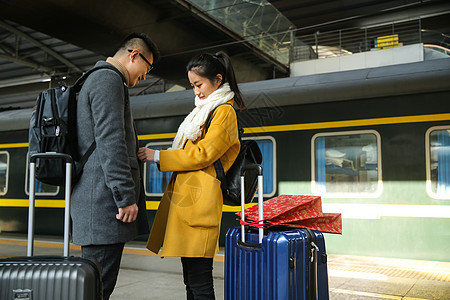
[1,233,449,299]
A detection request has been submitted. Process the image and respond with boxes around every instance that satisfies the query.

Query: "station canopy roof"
[0,0,449,109]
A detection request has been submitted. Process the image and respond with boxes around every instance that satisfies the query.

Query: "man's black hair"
[120,33,160,64]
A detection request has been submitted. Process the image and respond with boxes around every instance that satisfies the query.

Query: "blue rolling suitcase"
[225,165,329,300]
[0,153,102,300]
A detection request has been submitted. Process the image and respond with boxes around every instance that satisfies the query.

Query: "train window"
[426,126,450,199]
[25,153,59,196]
[0,151,9,195]
[312,130,382,197]
[143,142,173,196]
[243,136,276,197]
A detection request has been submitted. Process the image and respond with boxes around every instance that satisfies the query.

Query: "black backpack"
[205,104,263,206]
[28,65,122,186]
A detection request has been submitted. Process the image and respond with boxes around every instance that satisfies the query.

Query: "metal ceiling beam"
[0,53,55,74]
[0,19,83,73]
[0,41,55,73]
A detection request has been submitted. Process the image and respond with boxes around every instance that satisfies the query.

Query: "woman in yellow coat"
[137,51,246,299]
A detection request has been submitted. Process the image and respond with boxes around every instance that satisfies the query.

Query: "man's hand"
[116,203,138,223]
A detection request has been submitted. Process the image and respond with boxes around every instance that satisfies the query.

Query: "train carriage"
[0,57,449,261]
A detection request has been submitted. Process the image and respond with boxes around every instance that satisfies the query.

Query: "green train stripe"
[1,198,449,217]
[1,113,449,148]
[0,142,28,149]
[2,112,449,211]
[137,113,450,140]
[0,199,62,208]
[0,198,251,212]
[138,133,176,140]
[244,113,450,134]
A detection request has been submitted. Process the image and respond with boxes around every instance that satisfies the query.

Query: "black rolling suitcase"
[0,153,103,300]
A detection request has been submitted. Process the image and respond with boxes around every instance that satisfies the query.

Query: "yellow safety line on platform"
[0,238,225,261]
[332,288,429,300]
[0,237,81,250]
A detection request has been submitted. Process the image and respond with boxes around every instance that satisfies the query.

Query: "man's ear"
[128,49,138,62]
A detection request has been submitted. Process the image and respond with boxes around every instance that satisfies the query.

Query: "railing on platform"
[291,19,423,62]
[172,3,447,69]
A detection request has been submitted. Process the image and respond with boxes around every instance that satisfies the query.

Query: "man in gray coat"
[71,33,159,300]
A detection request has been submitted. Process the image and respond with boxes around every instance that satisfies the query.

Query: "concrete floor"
[112,245,450,300]
[1,234,449,299]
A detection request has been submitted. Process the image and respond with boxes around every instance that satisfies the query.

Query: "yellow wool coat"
[147,101,240,257]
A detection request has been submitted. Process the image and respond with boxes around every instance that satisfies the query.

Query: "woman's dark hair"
[186,51,246,111]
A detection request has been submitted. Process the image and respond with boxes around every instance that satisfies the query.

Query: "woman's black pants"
[181,257,215,299]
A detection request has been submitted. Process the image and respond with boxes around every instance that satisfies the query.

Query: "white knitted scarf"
[171,83,234,150]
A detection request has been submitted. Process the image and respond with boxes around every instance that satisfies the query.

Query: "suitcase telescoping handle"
[28,153,72,257]
[240,164,263,244]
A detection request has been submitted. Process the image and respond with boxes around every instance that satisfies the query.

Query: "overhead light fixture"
[0,74,51,88]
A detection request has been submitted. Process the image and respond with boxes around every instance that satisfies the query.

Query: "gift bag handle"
[240,164,263,244]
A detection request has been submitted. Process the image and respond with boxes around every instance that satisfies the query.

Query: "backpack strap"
[73,64,125,91]
[75,64,126,169]
[78,140,97,167]
[204,103,238,136]
[214,160,228,197]
[204,103,239,195]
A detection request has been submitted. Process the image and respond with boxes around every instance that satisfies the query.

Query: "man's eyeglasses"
[128,49,153,74]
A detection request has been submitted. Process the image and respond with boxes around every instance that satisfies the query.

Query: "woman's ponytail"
[214,51,246,111]
[186,51,247,111]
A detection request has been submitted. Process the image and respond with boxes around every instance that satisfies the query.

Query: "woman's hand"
[138,147,156,162]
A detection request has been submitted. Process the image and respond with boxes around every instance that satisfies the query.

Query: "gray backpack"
[28,65,122,186]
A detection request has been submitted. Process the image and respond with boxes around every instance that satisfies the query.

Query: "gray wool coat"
[71,61,149,246]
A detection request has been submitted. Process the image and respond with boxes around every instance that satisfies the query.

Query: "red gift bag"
[237,195,323,224]
[237,195,342,234]
[284,213,342,234]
